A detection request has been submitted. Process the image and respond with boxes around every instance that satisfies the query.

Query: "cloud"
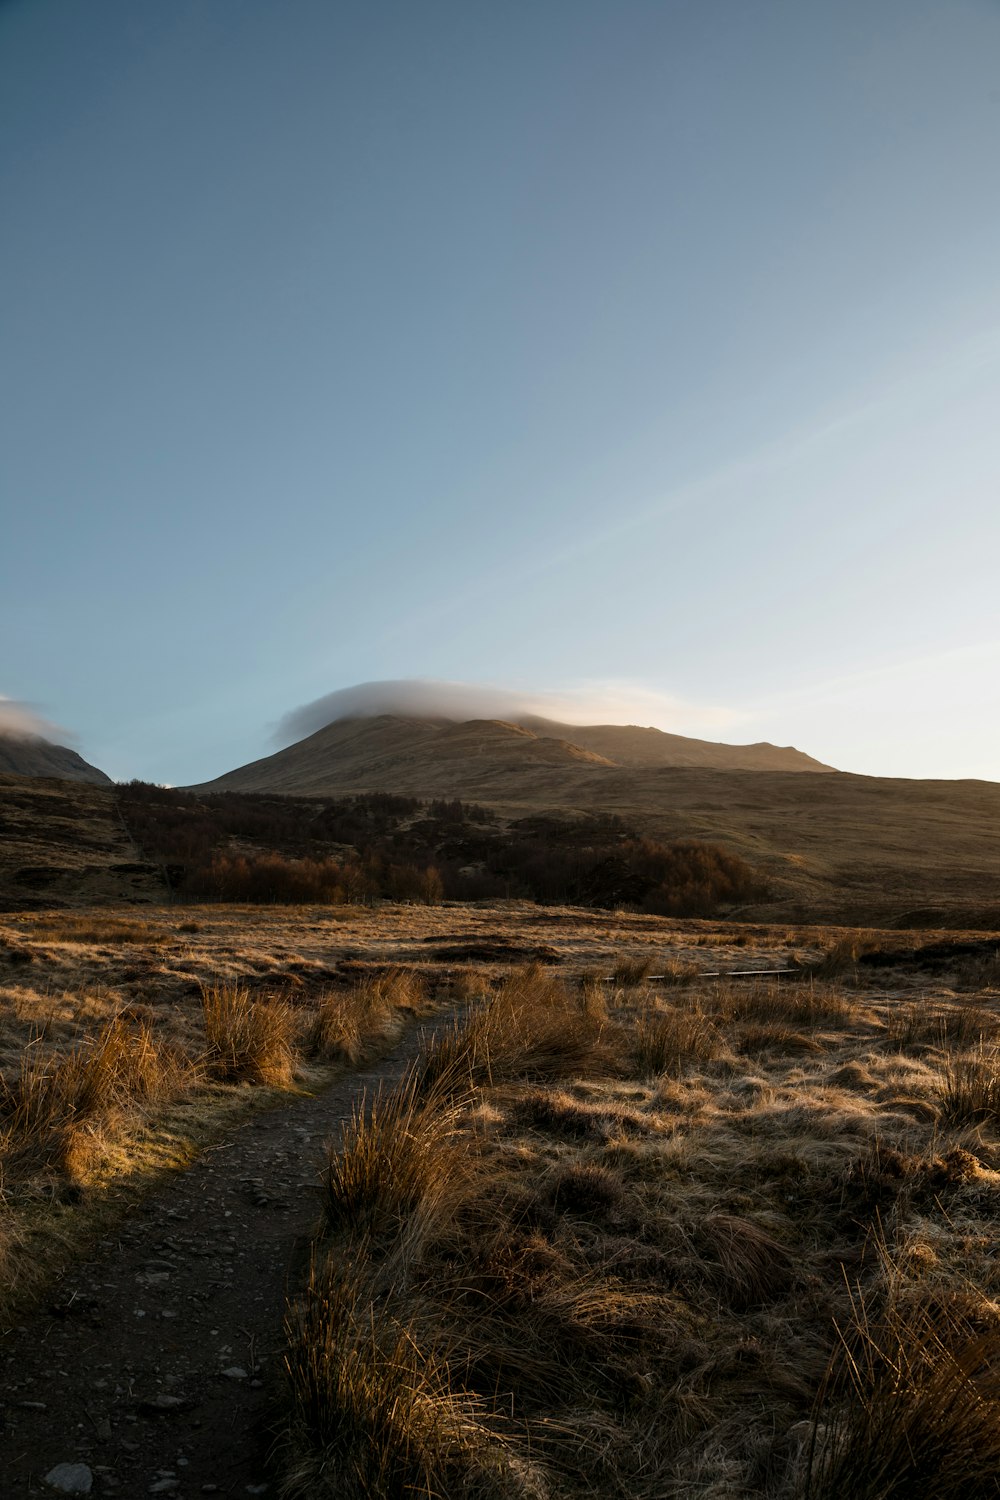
[0,696,72,743]
[275,678,747,744]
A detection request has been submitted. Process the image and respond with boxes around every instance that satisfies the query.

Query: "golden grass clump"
[803,1292,1000,1500]
[885,1001,997,1052]
[320,1071,469,1253]
[413,964,607,1098]
[709,977,854,1029]
[0,1015,181,1185]
[633,1003,722,1076]
[611,954,654,988]
[282,1260,525,1500]
[940,1043,1000,1125]
[201,983,296,1087]
[307,968,426,1065]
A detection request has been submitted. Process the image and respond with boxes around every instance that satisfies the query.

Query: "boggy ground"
[0,903,999,1497]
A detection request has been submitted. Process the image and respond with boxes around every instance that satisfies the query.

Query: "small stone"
[221,1365,247,1380]
[44,1465,93,1496]
[138,1393,194,1415]
[148,1482,179,1495]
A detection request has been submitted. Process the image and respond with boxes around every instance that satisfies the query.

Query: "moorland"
[1,735,999,1497]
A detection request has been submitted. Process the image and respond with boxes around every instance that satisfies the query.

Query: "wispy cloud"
[0,696,71,743]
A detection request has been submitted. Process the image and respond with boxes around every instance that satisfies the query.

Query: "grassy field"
[2,900,999,1496]
[0,903,441,1315]
[281,928,1000,1499]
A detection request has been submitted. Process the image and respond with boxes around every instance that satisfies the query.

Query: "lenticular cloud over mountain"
[274,679,745,745]
[276,681,545,743]
[0,696,71,743]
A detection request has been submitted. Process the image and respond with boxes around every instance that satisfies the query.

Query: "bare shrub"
[201,984,296,1087]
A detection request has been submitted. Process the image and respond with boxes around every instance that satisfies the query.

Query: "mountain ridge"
[192,712,833,797]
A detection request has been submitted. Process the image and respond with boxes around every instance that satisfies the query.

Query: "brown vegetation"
[116,781,768,917]
[281,929,1000,1499]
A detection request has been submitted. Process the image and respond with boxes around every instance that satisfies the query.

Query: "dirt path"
[1,1013,451,1498]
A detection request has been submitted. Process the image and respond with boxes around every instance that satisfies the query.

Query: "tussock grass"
[885,1001,997,1052]
[803,1292,1000,1500]
[809,931,883,976]
[307,968,426,1065]
[201,983,296,1087]
[23,914,170,946]
[633,1004,722,1076]
[282,1259,523,1500]
[0,1015,183,1184]
[941,1044,1000,1125]
[413,964,608,1098]
[708,977,854,1028]
[612,954,653,988]
[321,1071,470,1254]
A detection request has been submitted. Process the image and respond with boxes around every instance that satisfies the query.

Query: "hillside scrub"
[117,782,768,916]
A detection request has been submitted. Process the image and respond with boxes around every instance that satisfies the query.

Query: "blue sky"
[2,0,999,784]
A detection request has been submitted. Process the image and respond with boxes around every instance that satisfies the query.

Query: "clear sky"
[2,0,999,785]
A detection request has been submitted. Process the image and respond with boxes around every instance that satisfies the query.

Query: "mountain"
[188,715,1000,927]
[194,714,832,798]
[0,734,111,785]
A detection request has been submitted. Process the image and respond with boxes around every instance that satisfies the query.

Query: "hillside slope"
[194,713,830,798]
[0,776,166,910]
[0,734,111,784]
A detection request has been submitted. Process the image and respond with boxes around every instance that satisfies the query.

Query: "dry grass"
[281,931,1000,1500]
[307,967,426,1064]
[633,1003,723,1076]
[413,964,609,1098]
[201,983,297,1087]
[0,904,462,1319]
[3,900,1000,1492]
[0,1014,183,1185]
[803,1289,1000,1499]
[940,1043,1000,1125]
[320,1070,470,1254]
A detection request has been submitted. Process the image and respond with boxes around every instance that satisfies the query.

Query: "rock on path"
[0,1016,452,1497]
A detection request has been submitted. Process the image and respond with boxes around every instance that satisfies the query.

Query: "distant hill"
[186,713,1000,927]
[194,713,832,798]
[0,734,111,785]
